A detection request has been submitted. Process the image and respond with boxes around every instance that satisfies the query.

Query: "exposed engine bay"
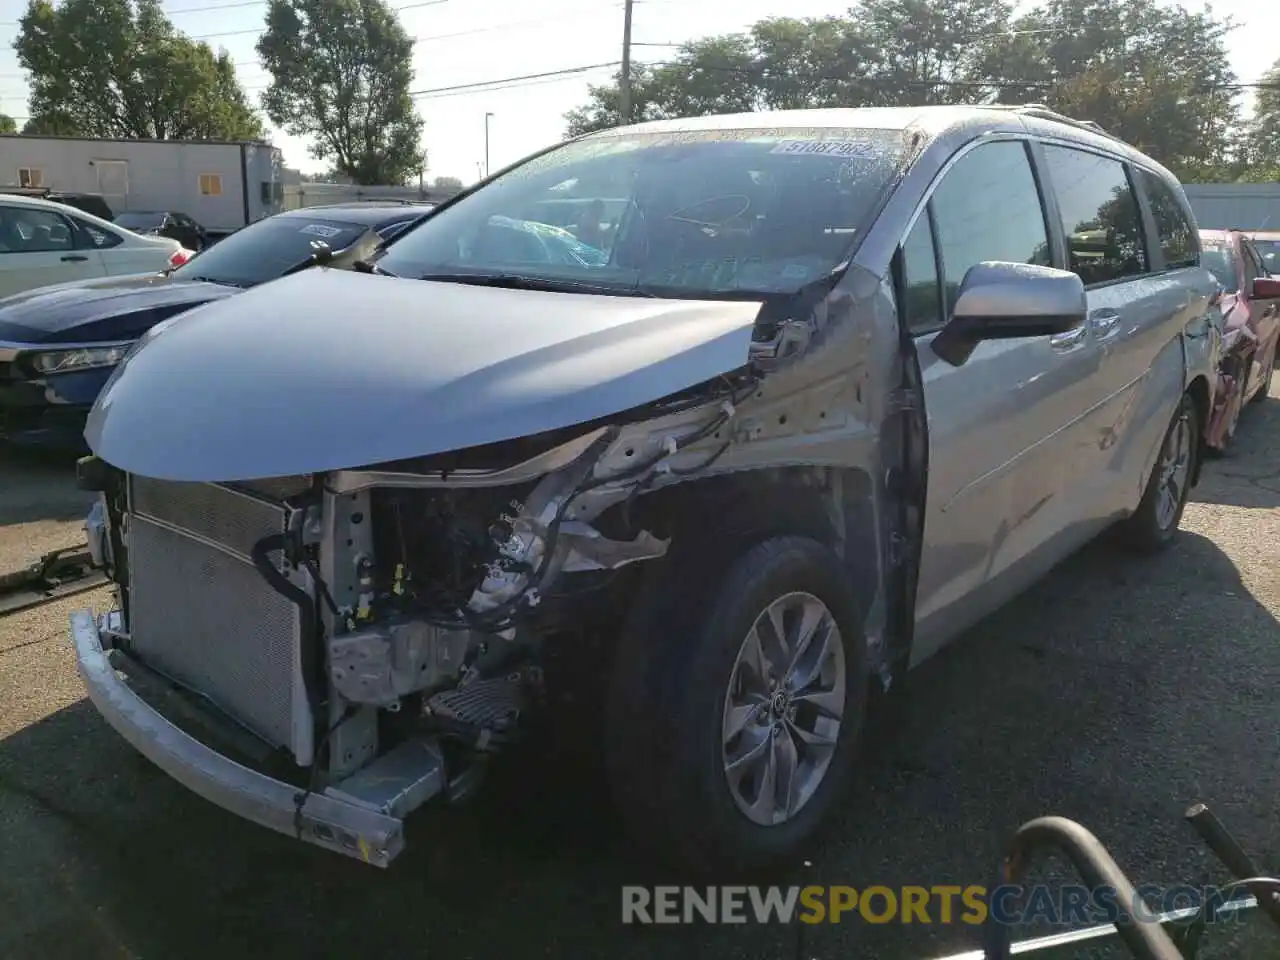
[86,371,765,814]
[307,386,744,770]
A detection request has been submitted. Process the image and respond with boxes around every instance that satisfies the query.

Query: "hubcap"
[721,591,845,827]
[1155,411,1191,530]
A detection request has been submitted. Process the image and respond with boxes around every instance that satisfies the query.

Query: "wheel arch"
[1186,373,1211,487]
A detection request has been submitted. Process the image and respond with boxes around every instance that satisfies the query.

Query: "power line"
[0,0,449,31]
[0,2,621,80]
[187,0,448,38]
[409,62,619,98]
[0,61,623,119]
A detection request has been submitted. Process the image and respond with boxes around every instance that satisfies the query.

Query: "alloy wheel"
[721,591,845,827]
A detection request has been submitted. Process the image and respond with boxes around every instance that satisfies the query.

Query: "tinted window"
[115,211,167,231]
[1137,169,1197,269]
[170,216,366,287]
[900,212,942,332]
[929,140,1051,314]
[0,205,75,253]
[1041,146,1147,285]
[377,127,910,297]
[73,218,123,250]
[1199,239,1238,292]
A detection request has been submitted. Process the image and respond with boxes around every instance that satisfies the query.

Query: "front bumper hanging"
[70,608,410,867]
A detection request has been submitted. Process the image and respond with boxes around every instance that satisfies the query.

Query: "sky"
[0,0,1272,185]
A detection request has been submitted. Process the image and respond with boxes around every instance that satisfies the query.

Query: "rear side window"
[1041,145,1147,285]
[1136,169,1198,269]
[74,219,124,249]
[928,139,1052,316]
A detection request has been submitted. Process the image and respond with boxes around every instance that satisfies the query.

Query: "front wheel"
[1117,392,1198,551]
[605,536,868,875]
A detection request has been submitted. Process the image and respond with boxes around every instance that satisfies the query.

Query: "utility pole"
[484,112,493,177]
[618,0,634,126]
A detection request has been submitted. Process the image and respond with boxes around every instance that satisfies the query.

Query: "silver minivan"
[70,104,1220,874]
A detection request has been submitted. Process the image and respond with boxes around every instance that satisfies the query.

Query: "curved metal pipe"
[981,816,1183,960]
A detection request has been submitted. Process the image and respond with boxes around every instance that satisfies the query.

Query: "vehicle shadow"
[0,530,1276,960]
[0,443,93,528]
[1194,393,1280,510]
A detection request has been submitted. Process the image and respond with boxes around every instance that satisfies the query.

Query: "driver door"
[903,139,1105,663]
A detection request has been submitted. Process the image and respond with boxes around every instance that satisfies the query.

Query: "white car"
[0,193,192,298]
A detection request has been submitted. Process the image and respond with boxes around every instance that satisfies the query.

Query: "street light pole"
[484,112,493,178]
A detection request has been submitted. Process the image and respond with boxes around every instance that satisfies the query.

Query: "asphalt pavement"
[1,385,1278,960]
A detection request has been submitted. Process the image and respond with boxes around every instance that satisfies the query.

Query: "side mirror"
[1250,276,1280,300]
[931,261,1087,367]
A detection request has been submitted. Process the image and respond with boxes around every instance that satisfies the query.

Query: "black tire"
[1118,392,1198,551]
[605,535,868,876]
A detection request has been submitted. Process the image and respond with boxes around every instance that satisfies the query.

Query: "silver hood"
[86,268,761,481]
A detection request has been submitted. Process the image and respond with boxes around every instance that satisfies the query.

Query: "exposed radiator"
[125,475,314,763]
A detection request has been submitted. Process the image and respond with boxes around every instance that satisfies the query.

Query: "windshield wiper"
[182,275,249,288]
[417,272,655,297]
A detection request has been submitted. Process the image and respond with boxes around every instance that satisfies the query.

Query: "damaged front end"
[72,369,771,866]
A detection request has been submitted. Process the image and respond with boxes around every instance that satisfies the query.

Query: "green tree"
[971,0,1238,181]
[257,0,425,185]
[1249,57,1280,181]
[564,0,1012,136]
[843,0,1012,106]
[0,114,16,134]
[14,0,264,140]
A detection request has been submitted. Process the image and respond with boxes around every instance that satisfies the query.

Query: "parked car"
[0,203,432,448]
[1246,230,1280,275]
[0,193,188,300]
[1199,228,1280,452]
[115,210,211,252]
[0,186,116,221]
[71,105,1218,875]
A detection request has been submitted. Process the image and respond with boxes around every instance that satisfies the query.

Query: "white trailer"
[0,134,285,235]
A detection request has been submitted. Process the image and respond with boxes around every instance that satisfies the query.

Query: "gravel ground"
[0,383,1277,960]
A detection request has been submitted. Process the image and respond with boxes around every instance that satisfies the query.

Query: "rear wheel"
[605,535,868,875]
[1118,392,1198,551]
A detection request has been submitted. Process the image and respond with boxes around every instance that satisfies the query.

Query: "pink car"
[1200,229,1280,453]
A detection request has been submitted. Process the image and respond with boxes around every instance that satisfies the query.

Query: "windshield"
[170,215,366,286]
[1200,241,1237,292]
[377,127,910,297]
[1253,239,1280,274]
[115,212,166,231]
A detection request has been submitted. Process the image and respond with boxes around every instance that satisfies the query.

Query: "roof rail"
[981,103,1121,142]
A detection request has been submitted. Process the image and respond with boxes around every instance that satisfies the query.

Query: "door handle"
[1049,324,1088,351]
[60,254,89,262]
[1089,309,1122,339]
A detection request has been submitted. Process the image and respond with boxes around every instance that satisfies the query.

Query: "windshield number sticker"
[771,140,876,158]
[300,224,343,238]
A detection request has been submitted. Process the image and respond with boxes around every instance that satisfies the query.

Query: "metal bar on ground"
[928,896,1258,959]
[1185,803,1280,930]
